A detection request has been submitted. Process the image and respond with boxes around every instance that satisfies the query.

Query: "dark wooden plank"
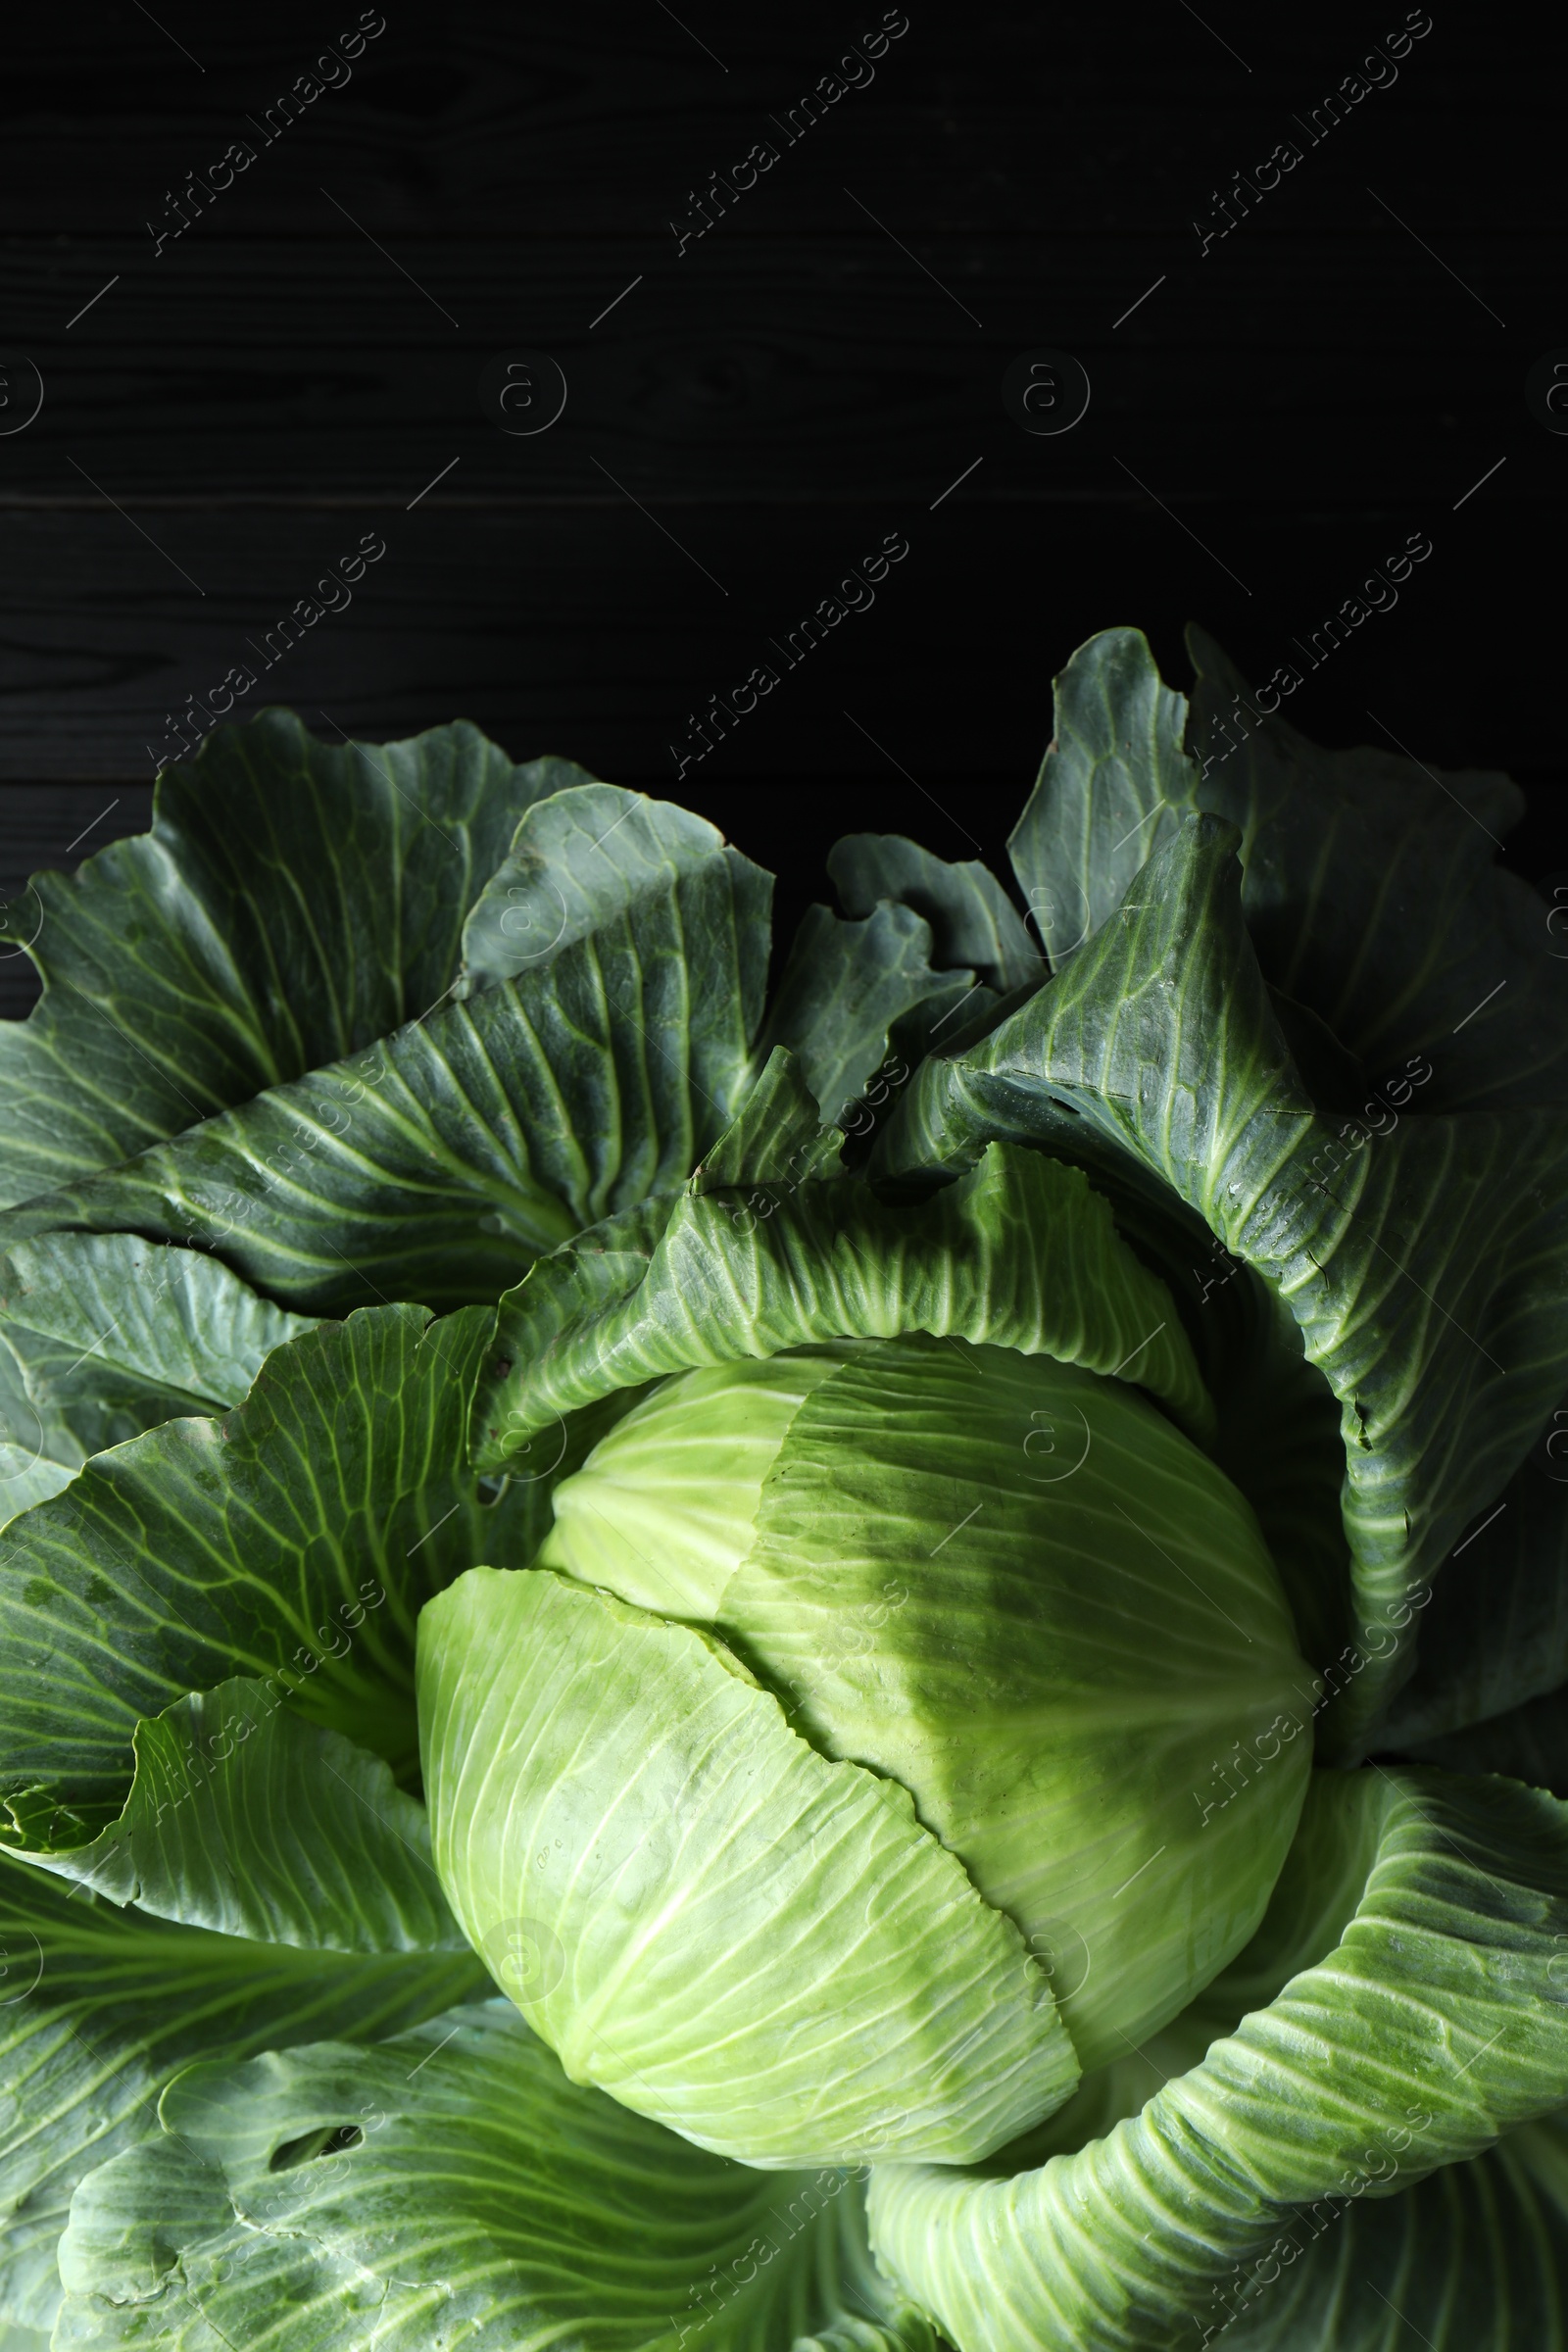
[0,10,1550,239]
[0,228,1544,507]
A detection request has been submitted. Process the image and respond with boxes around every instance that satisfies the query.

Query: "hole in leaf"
[269,2124,364,2172]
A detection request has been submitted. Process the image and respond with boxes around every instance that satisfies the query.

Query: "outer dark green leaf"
[1006,625,1200,970]
[692,1048,846,1193]
[459,779,742,990]
[869,1767,1568,2352]
[0,1303,554,1837]
[458,753,598,982]
[472,1140,1214,1474]
[1186,623,1568,1110]
[874,814,1568,1756]
[21,1680,470,1955]
[826,834,1041,996]
[755,901,967,1126]
[1401,1685,1568,1798]
[1288,1111,1568,1753]
[0,1448,72,1532]
[0,1233,315,1483]
[1203,1268,1351,1674]
[0,786,772,1315]
[1210,2113,1568,2350]
[1006,625,1567,1110]
[1380,1440,1568,1746]
[0,1008,577,1315]
[0,1848,483,2334]
[56,2003,940,2352]
[0,716,564,1209]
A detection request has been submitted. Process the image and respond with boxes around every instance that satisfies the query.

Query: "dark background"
[2,0,1562,1017]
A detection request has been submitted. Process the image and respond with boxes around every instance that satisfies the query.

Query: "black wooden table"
[2,1,1562,1016]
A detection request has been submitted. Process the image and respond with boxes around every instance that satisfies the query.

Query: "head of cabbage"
[418,1137,1315,2168]
[8,624,1568,2352]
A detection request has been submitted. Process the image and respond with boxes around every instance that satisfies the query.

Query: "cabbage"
[431,1333,1311,2126]
[0,633,1565,2352]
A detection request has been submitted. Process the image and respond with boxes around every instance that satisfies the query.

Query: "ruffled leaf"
[756,902,964,1127]
[869,1767,1568,2351]
[0,1233,315,1482]
[55,2003,938,2352]
[0,1304,557,1836]
[0,1848,482,2334]
[1007,623,1567,1111]
[459,778,743,990]
[0,785,771,1316]
[472,1140,1214,1474]
[1185,623,1567,1111]
[1006,624,1200,970]
[19,1680,470,1954]
[0,715,564,1208]
[827,833,1041,996]
[692,1048,845,1193]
